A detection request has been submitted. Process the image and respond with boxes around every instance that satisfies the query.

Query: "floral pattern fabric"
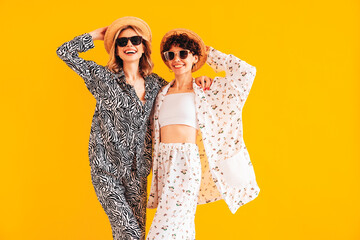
[147,143,201,240]
[148,47,260,214]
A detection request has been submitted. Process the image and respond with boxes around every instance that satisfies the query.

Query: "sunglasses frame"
[116,36,143,47]
[163,50,192,61]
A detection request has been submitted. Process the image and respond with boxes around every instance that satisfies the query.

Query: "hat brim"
[160,28,207,72]
[104,16,152,54]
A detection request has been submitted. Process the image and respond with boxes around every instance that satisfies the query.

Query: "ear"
[140,42,146,54]
[194,55,199,64]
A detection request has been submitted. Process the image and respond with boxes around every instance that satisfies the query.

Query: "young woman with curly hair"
[147,29,260,239]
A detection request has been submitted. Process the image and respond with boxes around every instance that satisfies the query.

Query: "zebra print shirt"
[56,33,168,179]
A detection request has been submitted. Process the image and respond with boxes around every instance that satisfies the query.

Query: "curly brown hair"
[162,33,202,57]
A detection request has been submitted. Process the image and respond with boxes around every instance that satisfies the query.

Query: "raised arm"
[56,27,107,96]
[206,47,256,102]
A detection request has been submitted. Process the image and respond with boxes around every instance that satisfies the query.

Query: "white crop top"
[159,92,199,129]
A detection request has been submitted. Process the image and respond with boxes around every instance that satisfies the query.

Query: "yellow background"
[1,0,359,239]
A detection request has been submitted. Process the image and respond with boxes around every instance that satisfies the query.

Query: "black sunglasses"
[163,50,191,61]
[116,36,143,47]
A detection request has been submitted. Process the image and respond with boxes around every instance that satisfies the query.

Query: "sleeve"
[143,115,153,172]
[207,47,256,102]
[56,33,104,96]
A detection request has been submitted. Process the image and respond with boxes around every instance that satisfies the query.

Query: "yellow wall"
[1,0,359,239]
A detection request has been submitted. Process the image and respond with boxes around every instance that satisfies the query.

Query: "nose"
[126,39,133,47]
[173,52,181,62]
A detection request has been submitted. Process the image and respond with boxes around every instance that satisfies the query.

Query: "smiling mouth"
[173,64,184,69]
[124,50,137,54]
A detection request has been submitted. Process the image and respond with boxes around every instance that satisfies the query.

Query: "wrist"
[89,31,98,40]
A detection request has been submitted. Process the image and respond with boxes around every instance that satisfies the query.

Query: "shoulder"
[89,62,111,76]
[147,73,169,87]
[84,64,120,81]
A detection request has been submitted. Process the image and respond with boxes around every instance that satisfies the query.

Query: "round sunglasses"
[163,50,191,61]
[116,36,143,47]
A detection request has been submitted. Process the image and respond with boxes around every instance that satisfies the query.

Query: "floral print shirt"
[148,47,260,214]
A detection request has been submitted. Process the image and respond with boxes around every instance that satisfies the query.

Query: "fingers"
[98,27,108,41]
[201,76,209,91]
[205,45,210,55]
[208,77,213,89]
[101,26,108,34]
[205,77,212,90]
[202,76,212,91]
[195,78,201,87]
[195,76,205,90]
[195,76,213,91]
[201,77,206,90]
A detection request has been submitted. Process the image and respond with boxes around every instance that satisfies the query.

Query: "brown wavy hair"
[107,25,153,77]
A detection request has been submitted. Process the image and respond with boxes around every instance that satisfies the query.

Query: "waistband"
[159,142,198,151]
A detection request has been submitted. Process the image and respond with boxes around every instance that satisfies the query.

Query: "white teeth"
[125,50,136,54]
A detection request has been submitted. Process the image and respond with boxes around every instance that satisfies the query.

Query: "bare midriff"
[160,124,198,144]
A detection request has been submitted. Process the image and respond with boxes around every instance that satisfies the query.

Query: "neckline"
[116,70,152,108]
[165,92,195,97]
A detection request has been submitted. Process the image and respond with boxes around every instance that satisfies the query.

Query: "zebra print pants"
[91,169,147,240]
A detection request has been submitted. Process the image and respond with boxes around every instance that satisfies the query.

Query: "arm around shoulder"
[151,73,169,88]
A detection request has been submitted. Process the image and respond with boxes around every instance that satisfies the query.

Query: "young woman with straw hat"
[56,17,211,240]
[147,29,260,239]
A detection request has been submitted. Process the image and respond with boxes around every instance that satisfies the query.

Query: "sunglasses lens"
[130,36,142,45]
[164,52,175,61]
[164,50,190,61]
[117,38,128,47]
[179,50,189,59]
[116,36,142,47]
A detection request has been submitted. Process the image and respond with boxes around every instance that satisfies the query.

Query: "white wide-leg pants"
[147,143,201,240]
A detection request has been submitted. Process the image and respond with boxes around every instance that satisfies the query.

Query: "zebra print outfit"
[57,33,167,240]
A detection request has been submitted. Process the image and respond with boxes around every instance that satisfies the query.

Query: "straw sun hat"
[160,28,207,72]
[104,16,152,54]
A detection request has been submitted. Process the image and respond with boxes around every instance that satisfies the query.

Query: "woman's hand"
[205,45,211,56]
[89,26,108,41]
[195,76,213,91]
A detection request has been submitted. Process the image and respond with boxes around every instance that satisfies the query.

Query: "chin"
[121,55,141,62]
[173,68,191,75]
